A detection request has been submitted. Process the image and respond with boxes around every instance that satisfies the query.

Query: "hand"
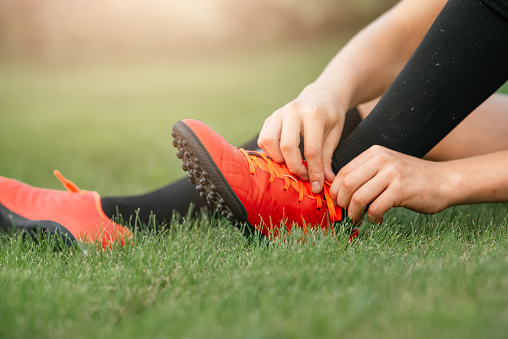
[330,145,453,224]
[258,84,348,193]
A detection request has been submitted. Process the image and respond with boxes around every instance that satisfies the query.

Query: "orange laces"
[238,148,341,222]
[53,170,82,193]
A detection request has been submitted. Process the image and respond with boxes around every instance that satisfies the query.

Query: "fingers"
[258,107,311,180]
[280,117,308,180]
[329,146,376,198]
[258,88,346,183]
[258,116,285,163]
[329,146,396,224]
[335,160,378,208]
[346,173,390,223]
[259,105,334,182]
[330,145,440,224]
[302,118,326,192]
[366,190,397,224]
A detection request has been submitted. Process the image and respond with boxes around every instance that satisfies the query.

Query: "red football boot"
[171,119,355,240]
[0,171,132,248]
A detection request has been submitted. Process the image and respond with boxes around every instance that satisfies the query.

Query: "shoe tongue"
[248,152,314,196]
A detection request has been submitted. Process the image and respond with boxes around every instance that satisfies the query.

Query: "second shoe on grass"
[0,171,132,248]
[171,119,346,239]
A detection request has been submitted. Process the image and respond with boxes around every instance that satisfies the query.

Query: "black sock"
[101,108,363,225]
[331,0,508,172]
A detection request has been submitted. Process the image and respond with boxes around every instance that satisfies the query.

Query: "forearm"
[307,0,446,110]
[446,151,508,206]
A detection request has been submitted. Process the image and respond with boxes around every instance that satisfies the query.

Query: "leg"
[332,0,508,171]
[358,93,508,161]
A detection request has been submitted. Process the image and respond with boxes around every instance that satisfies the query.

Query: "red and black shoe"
[0,171,132,248]
[0,202,76,247]
[171,119,354,240]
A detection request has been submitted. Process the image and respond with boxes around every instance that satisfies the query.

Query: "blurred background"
[0,0,398,194]
[0,0,397,61]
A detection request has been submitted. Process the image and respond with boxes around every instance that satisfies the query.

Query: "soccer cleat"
[171,119,351,239]
[0,202,76,247]
[0,171,132,248]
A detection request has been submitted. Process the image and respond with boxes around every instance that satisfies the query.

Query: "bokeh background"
[0,0,397,61]
[0,0,397,195]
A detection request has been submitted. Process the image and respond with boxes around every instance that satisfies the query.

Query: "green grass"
[1,37,508,338]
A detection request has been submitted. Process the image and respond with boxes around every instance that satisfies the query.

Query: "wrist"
[299,82,352,114]
[439,161,464,208]
[440,157,489,208]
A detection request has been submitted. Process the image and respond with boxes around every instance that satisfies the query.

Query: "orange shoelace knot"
[238,148,342,223]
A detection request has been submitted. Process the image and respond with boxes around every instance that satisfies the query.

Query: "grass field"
[1,37,508,338]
